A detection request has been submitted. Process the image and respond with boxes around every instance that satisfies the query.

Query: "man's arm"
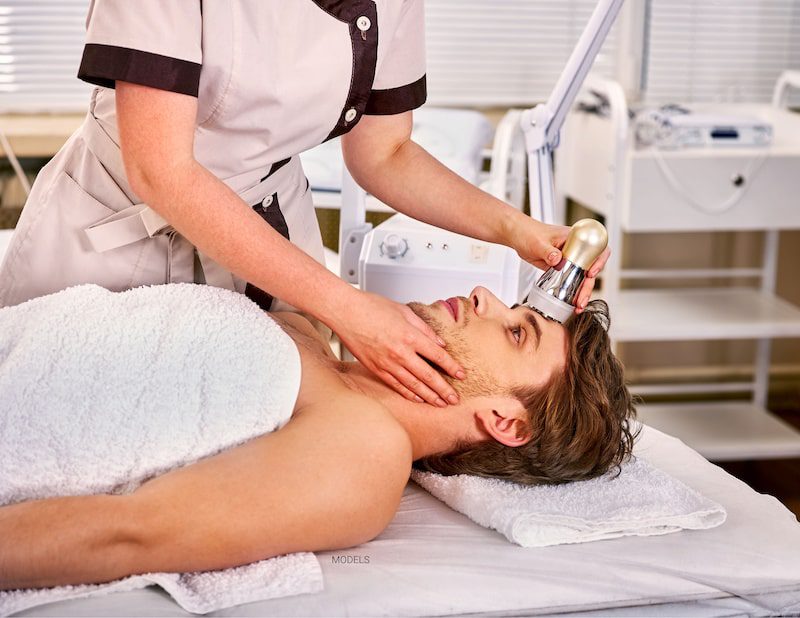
[0,399,411,589]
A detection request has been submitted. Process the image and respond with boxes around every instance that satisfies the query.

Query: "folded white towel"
[0,283,322,614]
[410,446,726,547]
[0,555,323,616]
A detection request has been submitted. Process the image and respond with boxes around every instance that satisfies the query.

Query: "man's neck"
[338,363,483,461]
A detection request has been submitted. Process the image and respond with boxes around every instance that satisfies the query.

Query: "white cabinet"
[555,74,800,461]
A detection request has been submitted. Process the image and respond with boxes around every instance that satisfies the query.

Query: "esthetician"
[0,1,609,407]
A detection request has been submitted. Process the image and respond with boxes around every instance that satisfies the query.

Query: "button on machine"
[470,243,489,263]
[380,233,409,259]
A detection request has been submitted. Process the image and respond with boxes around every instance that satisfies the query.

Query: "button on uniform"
[344,108,357,123]
[357,16,371,30]
[262,194,274,210]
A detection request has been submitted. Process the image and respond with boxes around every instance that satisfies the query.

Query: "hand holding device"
[525,219,609,323]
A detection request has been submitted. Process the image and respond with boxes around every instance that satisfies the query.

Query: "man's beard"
[407,301,494,399]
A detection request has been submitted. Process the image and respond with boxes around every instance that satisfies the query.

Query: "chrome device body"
[525,218,608,323]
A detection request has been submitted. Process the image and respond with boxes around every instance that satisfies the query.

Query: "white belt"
[79,113,235,290]
[84,203,234,288]
[85,203,170,253]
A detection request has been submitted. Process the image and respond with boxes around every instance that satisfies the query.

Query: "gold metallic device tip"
[561,218,608,270]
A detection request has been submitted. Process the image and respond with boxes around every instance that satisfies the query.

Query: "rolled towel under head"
[410,436,726,548]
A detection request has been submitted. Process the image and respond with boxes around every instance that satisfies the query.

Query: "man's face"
[408,286,568,398]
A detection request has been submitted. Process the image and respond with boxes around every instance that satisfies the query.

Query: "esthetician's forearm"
[132,159,357,327]
[354,138,529,248]
[116,81,354,328]
[0,495,140,590]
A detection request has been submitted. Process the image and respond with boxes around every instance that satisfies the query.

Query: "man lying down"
[0,283,638,590]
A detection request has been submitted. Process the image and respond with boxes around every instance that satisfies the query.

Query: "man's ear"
[473,397,531,447]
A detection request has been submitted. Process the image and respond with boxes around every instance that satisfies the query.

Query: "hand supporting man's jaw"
[407,286,568,399]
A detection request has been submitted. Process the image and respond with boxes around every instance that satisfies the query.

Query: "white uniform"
[0,0,427,311]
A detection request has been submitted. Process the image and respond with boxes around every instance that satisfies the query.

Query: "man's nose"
[469,286,502,318]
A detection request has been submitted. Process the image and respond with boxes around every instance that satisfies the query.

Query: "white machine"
[633,108,773,150]
[341,0,624,307]
[356,214,526,306]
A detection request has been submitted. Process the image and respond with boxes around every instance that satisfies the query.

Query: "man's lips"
[440,297,459,321]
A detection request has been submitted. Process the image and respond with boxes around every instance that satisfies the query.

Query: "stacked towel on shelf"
[0,283,322,615]
[410,446,727,547]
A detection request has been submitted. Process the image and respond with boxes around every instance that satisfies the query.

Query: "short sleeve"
[78,0,203,97]
[365,0,427,115]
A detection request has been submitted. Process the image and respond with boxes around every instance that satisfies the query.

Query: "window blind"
[643,0,800,104]
[2,0,619,113]
[5,1,796,114]
[423,0,620,107]
[0,0,91,113]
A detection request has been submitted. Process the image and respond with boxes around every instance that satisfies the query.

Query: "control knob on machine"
[380,233,409,259]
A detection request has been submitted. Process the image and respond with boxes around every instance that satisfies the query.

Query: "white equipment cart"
[554,71,800,461]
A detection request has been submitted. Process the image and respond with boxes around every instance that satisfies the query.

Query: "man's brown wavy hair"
[412,299,640,485]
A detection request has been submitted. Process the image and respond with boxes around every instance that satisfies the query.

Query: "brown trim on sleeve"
[365,74,427,116]
[78,44,202,97]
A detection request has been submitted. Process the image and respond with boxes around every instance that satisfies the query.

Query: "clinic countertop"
[0,113,85,158]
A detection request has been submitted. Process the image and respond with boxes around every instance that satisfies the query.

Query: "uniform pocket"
[66,137,137,213]
[36,171,148,291]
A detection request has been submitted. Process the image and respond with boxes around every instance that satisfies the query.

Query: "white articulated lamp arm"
[523,0,624,225]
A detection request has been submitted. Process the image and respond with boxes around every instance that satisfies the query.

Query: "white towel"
[410,448,726,547]
[0,283,322,614]
[0,555,322,616]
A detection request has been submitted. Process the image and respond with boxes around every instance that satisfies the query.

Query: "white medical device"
[633,108,773,150]
[341,0,623,310]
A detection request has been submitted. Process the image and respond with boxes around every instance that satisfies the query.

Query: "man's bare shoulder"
[295,391,412,466]
[271,311,336,359]
[271,310,318,338]
[271,311,412,471]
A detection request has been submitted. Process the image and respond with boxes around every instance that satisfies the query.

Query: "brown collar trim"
[313,0,379,141]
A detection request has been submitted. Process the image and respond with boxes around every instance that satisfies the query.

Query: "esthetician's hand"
[329,290,465,407]
[512,219,611,314]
